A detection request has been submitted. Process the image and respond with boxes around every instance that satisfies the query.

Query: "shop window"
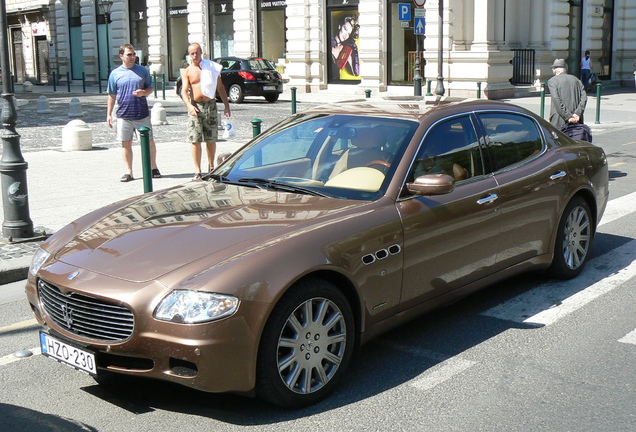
[69,0,84,80]
[388,0,416,86]
[209,0,235,58]
[167,0,189,80]
[130,0,149,66]
[258,0,287,64]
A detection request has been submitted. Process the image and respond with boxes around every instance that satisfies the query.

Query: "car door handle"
[550,171,567,180]
[477,194,498,205]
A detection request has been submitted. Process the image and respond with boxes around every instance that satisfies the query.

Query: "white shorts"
[116,117,154,142]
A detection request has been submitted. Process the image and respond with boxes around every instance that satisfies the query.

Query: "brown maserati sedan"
[27,97,608,408]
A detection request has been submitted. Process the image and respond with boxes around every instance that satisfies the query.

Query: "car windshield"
[248,59,275,70]
[214,114,418,201]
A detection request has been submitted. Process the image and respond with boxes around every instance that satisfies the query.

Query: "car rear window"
[247,59,275,70]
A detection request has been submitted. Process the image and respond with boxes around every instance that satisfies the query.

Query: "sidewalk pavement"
[1,84,635,285]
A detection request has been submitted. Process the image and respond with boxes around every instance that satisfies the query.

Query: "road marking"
[0,347,41,367]
[377,340,477,391]
[618,329,636,346]
[482,239,636,326]
[0,318,38,335]
[598,191,636,227]
[410,357,476,391]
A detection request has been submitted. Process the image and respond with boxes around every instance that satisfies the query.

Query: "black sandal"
[192,173,202,181]
[120,174,134,182]
[152,169,162,178]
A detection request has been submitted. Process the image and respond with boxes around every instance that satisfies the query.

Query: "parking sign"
[399,3,411,21]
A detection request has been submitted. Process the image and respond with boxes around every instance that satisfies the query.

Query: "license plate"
[40,332,97,375]
[263,86,276,91]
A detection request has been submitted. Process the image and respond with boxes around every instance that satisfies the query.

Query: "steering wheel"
[365,160,391,169]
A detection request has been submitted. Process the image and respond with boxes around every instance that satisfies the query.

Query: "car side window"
[410,116,483,183]
[478,113,543,170]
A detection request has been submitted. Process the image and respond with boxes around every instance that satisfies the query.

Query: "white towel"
[200,59,222,99]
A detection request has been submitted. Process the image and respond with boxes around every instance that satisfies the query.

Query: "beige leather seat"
[329,127,388,179]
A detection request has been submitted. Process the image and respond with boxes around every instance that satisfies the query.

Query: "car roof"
[300,96,531,121]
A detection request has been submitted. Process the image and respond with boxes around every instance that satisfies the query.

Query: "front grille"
[38,279,134,341]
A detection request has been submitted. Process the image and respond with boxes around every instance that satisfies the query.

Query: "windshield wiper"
[237,178,329,197]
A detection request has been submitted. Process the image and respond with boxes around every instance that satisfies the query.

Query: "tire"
[549,196,593,279]
[256,279,355,408]
[265,93,279,103]
[228,84,244,103]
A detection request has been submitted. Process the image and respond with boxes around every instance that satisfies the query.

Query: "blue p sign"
[399,3,411,21]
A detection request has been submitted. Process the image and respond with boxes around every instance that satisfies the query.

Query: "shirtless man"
[181,43,231,180]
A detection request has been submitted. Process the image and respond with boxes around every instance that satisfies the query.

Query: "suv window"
[410,116,484,182]
[478,113,543,170]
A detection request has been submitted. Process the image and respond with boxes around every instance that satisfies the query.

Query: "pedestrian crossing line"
[482,238,636,326]
[598,191,636,227]
[0,347,41,368]
[618,329,636,346]
[376,339,477,392]
[0,318,38,335]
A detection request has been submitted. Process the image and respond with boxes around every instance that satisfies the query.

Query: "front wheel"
[549,196,593,279]
[256,279,355,408]
[228,84,244,103]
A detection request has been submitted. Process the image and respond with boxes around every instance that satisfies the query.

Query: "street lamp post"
[98,0,114,74]
[435,0,445,96]
[0,0,37,241]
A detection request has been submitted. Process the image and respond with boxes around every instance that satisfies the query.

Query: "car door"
[476,112,570,269]
[397,115,501,310]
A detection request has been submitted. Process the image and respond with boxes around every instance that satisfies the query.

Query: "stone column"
[285,0,322,92]
[233,0,256,58]
[357,0,384,93]
[147,0,168,75]
[187,0,207,50]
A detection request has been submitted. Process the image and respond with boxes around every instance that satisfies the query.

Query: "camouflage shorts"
[187,99,219,143]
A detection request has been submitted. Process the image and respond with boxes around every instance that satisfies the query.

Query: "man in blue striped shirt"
[107,44,161,182]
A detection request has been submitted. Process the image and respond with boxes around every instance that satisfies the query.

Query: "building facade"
[5,0,636,98]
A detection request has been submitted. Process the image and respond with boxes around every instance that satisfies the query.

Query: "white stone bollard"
[23,81,33,92]
[36,95,51,113]
[62,119,92,151]
[68,97,84,117]
[151,102,167,125]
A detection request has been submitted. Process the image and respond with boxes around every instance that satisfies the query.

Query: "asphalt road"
[0,98,634,431]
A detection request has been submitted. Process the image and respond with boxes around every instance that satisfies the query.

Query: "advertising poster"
[329,10,361,82]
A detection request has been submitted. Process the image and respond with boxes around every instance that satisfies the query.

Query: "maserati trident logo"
[61,304,74,327]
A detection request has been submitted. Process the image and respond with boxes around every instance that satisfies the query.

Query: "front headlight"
[154,290,239,324]
[29,248,51,277]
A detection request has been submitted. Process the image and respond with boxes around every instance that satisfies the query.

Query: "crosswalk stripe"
[618,329,636,345]
[598,191,636,227]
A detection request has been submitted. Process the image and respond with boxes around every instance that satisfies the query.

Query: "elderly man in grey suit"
[547,58,588,128]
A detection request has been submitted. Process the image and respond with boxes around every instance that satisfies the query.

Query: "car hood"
[52,181,361,282]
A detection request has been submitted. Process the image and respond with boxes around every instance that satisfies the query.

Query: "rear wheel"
[256,279,354,408]
[228,84,244,103]
[549,196,593,279]
[265,93,279,103]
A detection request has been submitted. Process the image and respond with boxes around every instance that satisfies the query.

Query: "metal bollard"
[291,87,297,114]
[162,73,166,100]
[138,127,153,193]
[540,81,547,119]
[98,71,102,94]
[595,83,602,124]
[67,72,71,92]
[251,118,262,137]
[477,82,482,99]
[82,72,86,93]
[153,72,157,99]
[426,80,433,96]
[52,72,57,92]
[365,89,371,98]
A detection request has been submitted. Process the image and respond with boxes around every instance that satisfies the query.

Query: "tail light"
[238,71,256,80]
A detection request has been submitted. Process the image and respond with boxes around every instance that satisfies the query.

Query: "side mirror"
[406,174,455,196]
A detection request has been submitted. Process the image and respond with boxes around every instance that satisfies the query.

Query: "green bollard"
[82,72,86,93]
[595,83,602,124]
[365,89,372,98]
[138,127,153,193]
[540,81,547,119]
[251,118,262,137]
[52,71,57,92]
[162,73,166,100]
[426,80,433,96]
[67,72,71,92]
[477,82,482,99]
[291,87,297,114]
[153,72,157,99]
